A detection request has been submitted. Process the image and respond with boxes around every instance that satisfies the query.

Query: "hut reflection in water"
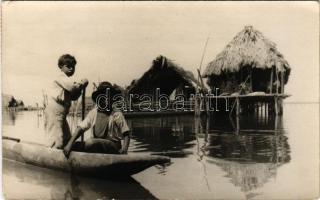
[128,113,290,195]
[196,114,290,195]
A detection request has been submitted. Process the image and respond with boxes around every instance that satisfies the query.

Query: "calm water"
[2,103,319,199]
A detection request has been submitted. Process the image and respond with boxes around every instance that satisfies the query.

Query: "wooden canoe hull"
[2,140,170,177]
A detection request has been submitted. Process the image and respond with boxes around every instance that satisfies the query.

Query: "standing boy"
[44,54,88,148]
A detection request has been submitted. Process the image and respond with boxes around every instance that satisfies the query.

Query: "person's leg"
[45,101,66,149]
[44,108,53,147]
[71,141,85,152]
[62,118,72,147]
[84,138,121,154]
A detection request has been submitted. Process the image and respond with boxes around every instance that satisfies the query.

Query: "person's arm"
[114,112,131,154]
[63,108,94,158]
[119,132,130,154]
[56,78,89,100]
[63,127,84,158]
[68,79,89,100]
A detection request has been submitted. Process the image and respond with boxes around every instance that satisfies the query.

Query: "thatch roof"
[128,55,199,95]
[203,26,291,77]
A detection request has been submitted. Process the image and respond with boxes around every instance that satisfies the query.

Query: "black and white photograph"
[1,1,319,199]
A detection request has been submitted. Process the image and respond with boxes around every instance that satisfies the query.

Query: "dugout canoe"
[2,139,170,177]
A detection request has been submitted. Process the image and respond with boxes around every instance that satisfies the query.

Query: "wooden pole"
[198,38,209,74]
[197,37,209,92]
[279,98,283,115]
[197,69,208,115]
[265,102,268,119]
[205,115,209,143]
[250,69,253,92]
[281,71,284,94]
[81,88,86,142]
[275,115,279,130]
[236,114,240,134]
[270,68,274,94]
[274,96,279,115]
[236,97,240,116]
[197,69,206,92]
[3,136,20,142]
[235,98,240,134]
[275,67,279,94]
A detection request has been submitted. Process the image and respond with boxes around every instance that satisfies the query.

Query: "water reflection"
[127,113,290,197]
[3,159,157,200]
[206,132,290,163]
[2,110,18,126]
[128,116,196,157]
[202,113,285,132]
[3,110,292,199]
[199,114,290,197]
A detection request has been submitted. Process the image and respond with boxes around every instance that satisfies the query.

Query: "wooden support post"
[236,115,240,134]
[195,96,199,116]
[236,97,240,116]
[265,102,268,119]
[279,98,283,115]
[276,68,279,94]
[250,69,253,92]
[274,96,279,115]
[205,115,210,143]
[281,71,284,94]
[206,96,210,116]
[270,68,274,94]
[275,115,279,130]
[265,102,268,124]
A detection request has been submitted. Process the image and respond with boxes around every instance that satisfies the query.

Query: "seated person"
[63,82,130,158]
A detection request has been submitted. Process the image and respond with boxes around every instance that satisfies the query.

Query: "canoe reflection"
[3,159,157,200]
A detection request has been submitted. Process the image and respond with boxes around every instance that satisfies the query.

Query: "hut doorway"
[251,68,272,92]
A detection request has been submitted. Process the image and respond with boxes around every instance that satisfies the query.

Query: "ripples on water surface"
[2,103,319,199]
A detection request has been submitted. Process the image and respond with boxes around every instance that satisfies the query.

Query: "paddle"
[81,87,86,143]
[2,136,46,147]
[3,136,20,142]
[150,150,193,156]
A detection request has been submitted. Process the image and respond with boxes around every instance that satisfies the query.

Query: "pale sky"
[2,1,319,105]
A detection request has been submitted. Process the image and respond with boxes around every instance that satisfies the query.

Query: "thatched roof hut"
[127,55,199,100]
[203,26,291,95]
